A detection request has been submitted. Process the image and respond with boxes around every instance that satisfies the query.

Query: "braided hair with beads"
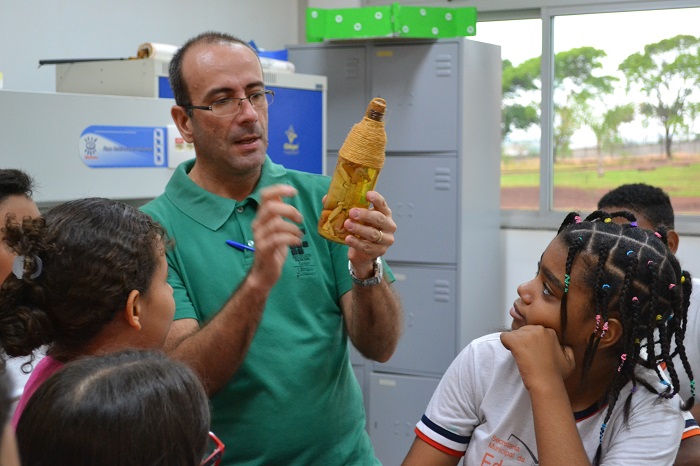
[556,210,694,466]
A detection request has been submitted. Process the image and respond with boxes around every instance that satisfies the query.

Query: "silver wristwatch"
[348,257,383,287]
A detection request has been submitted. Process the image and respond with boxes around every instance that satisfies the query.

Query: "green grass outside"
[501,162,700,197]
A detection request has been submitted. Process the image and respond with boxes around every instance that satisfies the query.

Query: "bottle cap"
[366,98,386,122]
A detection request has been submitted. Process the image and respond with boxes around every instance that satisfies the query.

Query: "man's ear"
[171,105,194,143]
[123,289,142,331]
[666,229,679,255]
[597,317,622,350]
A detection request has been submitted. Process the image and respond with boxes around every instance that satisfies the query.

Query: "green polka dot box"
[306,3,477,42]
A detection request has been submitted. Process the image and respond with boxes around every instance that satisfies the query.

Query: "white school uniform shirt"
[674,277,700,404]
[415,333,685,466]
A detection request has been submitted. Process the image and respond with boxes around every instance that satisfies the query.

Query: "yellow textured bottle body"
[318,98,387,244]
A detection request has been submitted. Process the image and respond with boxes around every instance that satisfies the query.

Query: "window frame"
[481,1,700,234]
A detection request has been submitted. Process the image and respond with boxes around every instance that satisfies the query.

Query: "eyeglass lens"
[212,91,273,117]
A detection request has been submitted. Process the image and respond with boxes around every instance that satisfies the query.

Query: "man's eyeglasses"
[201,431,225,466]
[185,90,274,117]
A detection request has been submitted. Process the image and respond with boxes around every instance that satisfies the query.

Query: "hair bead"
[630,221,638,227]
[599,422,607,444]
[682,275,686,284]
[626,250,634,256]
[669,284,676,290]
[617,353,627,372]
[604,218,612,223]
[654,231,662,238]
[691,380,696,398]
[656,314,662,321]
[632,297,639,302]
[564,274,570,293]
[602,284,610,291]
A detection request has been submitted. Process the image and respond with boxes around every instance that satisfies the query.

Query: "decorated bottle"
[318,97,387,244]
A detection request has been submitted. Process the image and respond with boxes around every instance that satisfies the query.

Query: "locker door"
[380,155,458,264]
[375,263,457,376]
[325,154,458,264]
[370,42,459,153]
[368,372,440,466]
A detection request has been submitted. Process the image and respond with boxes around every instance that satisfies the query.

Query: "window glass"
[476,19,542,210]
[552,8,700,215]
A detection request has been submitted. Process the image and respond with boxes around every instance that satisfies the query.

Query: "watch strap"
[348,257,383,287]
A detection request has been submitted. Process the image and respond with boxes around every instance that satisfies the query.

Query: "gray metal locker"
[368,373,440,466]
[289,37,501,463]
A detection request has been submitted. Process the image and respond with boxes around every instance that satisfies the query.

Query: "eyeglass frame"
[201,431,225,466]
[184,89,274,117]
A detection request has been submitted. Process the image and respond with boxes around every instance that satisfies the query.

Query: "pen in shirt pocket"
[226,240,255,252]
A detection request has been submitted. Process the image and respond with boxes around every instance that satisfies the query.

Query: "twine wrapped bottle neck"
[338,98,386,169]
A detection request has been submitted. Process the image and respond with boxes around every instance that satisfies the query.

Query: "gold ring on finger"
[374,230,383,244]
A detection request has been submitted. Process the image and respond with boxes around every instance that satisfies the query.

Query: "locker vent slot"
[345,57,361,80]
[434,167,452,191]
[434,279,451,302]
[435,54,453,77]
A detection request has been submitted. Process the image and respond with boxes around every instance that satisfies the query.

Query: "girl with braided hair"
[403,210,694,466]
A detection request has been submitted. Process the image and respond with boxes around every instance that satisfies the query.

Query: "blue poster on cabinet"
[79,125,167,168]
[267,86,323,175]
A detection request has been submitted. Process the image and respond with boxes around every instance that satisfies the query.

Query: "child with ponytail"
[403,211,694,466]
[0,197,175,427]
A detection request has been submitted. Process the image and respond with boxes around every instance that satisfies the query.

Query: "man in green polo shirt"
[142,31,403,465]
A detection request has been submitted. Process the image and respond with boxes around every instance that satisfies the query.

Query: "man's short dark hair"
[169,31,257,109]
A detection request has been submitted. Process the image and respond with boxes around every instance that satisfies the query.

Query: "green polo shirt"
[142,157,383,466]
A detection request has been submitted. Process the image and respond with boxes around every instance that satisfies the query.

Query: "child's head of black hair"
[556,210,693,464]
[0,198,170,362]
[597,183,674,230]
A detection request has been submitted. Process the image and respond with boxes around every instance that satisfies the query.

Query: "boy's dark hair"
[0,169,34,203]
[597,183,674,229]
[556,210,693,465]
[17,350,210,466]
[0,198,169,363]
[169,31,258,110]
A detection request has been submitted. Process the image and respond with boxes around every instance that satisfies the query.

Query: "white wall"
[0,0,300,92]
